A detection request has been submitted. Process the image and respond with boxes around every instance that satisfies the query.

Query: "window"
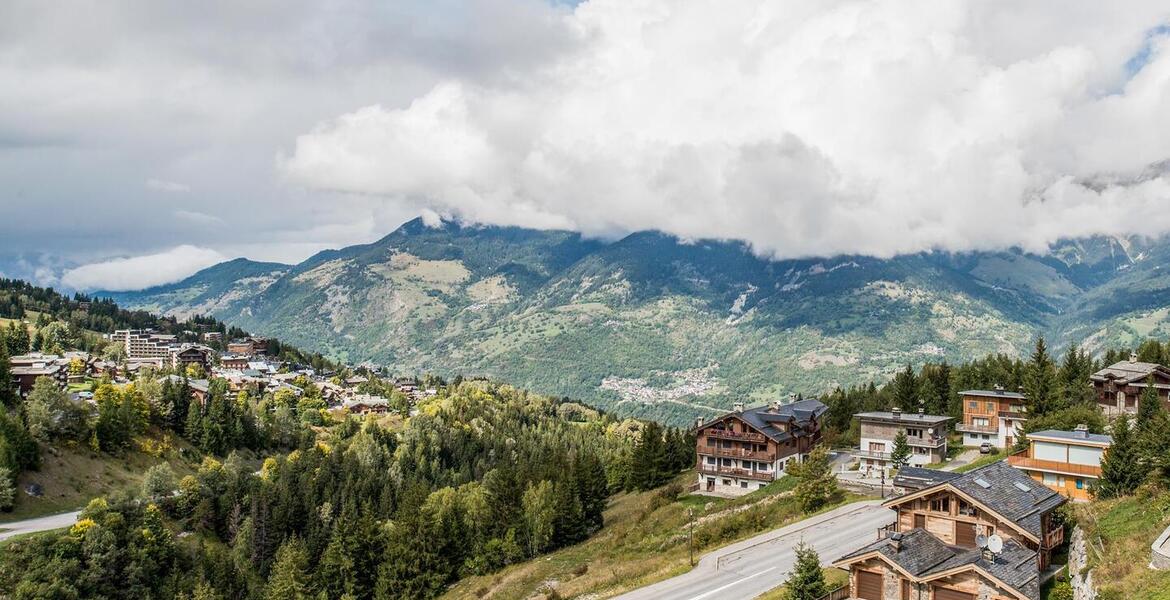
[758,483,767,489]
[906,428,923,438]
[722,458,732,467]
[1076,478,1084,490]
[958,499,976,517]
[722,479,731,485]
[706,456,716,465]
[973,417,990,427]
[968,401,977,410]
[982,434,991,440]
[986,402,995,412]
[740,481,748,489]
[706,438,716,447]
[930,497,950,513]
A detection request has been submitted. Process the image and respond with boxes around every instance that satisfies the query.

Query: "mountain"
[103,219,1170,424]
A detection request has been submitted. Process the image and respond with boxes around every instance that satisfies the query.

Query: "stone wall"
[1151,522,1170,570]
[1069,526,1097,600]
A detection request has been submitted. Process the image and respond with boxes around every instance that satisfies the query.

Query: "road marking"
[685,566,779,600]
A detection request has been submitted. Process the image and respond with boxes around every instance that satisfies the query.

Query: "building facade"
[834,461,1067,600]
[1007,426,1110,502]
[693,398,827,496]
[1089,358,1170,416]
[955,389,1027,449]
[853,409,953,476]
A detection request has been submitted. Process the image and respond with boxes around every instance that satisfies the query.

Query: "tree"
[521,480,557,556]
[142,463,177,502]
[783,541,826,600]
[891,365,917,409]
[0,341,14,408]
[0,466,14,511]
[266,537,310,600]
[889,430,911,469]
[25,376,85,441]
[1097,414,1144,498]
[790,445,838,513]
[1024,337,1062,416]
[1015,405,1107,453]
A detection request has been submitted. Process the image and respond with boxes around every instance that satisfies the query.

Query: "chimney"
[733,402,744,413]
[1074,423,1089,438]
[892,407,902,419]
[993,384,1004,392]
[889,532,903,552]
[982,548,995,561]
[695,416,705,429]
[788,393,797,404]
[1130,352,1139,363]
[771,399,781,412]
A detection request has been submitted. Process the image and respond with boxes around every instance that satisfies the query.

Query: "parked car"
[979,442,993,454]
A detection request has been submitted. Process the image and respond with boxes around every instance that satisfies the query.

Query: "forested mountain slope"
[105,219,1170,424]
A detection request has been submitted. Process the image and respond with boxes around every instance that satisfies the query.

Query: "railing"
[876,522,896,540]
[816,584,850,600]
[906,436,946,448]
[699,446,776,461]
[852,449,892,460]
[705,429,766,442]
[997,410,1028,419]
[698,466,774,481]
[955,422,998,434]
[1006,455,1102,478]
[1043,526,1064,549]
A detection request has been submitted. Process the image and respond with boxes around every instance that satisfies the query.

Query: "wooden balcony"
[705,429,766,443]
[1043,526,1064,549]
[955,422,998,434]
[698,465,774,481]
[700,446,776,461]
[1007,454,1102,478]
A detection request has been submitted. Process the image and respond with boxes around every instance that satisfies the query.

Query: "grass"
[0,432,200,523]
[441,473,872,600]
[950,449,1006,473]
[0,526,70,551]
[755,567,849,600]
[1075,490,1170,600]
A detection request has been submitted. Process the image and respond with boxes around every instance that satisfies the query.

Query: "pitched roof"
[891,461,1064,539]
[834,529,1040,600]
[893,466,962,491]
[1090,361,1170,385]
[960,389,1026,400]
[735,399,828,442]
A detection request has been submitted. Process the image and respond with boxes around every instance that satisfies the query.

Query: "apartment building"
[693,398,827,496]
[1007,425,1111,502]
[955,388,1028,449]
[853,408,953,476]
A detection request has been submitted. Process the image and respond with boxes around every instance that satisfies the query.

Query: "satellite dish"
[975,535,988,549]
[987,535,1003,553]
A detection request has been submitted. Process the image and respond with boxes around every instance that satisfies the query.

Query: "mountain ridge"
[101,219,1170,424]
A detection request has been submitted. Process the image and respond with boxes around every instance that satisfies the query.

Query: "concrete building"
[853,409,953,476]
[1007,426,1110,502]
[955,388,1028,449]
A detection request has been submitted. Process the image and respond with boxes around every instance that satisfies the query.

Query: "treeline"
[0,382,692,599]
[0,278,339,372]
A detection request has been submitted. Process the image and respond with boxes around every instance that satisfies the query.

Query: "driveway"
[613,501,894,600]
[0,510,80,542]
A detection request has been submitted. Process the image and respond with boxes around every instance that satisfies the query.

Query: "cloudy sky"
[2,1,1169,290]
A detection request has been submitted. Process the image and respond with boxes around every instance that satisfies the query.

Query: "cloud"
[283,0,1170,259]
[174,209,223,225]
[61,245,227,291]
[146,178,191,193]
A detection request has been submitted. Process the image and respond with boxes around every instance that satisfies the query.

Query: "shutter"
[914,514,926,529]
[932,586,975,600]
[857,571,883,600]
[955,521,977,548]
[901,578,910,600]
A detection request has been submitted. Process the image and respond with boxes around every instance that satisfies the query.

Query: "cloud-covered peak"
[61,246,227,291]
[283,0,1170,260]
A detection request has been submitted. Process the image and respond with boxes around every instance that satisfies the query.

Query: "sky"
[2,1,1170,291]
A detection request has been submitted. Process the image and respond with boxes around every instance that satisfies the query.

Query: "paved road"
[615,501,894,600]
[0,510,80,542]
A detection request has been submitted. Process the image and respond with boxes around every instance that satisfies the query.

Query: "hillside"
[104,219,1170,424]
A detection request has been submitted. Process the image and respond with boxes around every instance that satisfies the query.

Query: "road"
[615,501,894,600]
[0,510,80,542]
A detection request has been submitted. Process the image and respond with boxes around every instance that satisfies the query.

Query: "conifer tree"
[1135,377,1170,473]
[784,541,826,600]
[889,430,911,470]
[1024,337,1062,415]
[790,445,838,514]
[0,340,14,408]
[1097,414,1144,498]
[265,537,310,600]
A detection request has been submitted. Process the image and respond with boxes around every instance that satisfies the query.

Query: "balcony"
[700,446,776,461]
[852,449,892,461]
[698,465,774,482]
[1006,454,1102,478]
[705,429,766,443]
[955,422,998,434]
[997,410,1028,419]
[906,436,946,449]
[1043,526,1064,549]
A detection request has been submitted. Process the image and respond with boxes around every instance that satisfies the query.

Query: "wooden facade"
[1090,360,1170,416]
[693,400,825,495]
[846,557,1022,600]
[955,390,1027,449]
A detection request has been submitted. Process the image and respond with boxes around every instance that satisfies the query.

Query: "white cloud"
[61,245,227,291]
[174,209,223,225]
[146,178,191,193]
[283,0,1170,259]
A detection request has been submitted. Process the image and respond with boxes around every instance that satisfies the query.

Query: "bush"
[1049,581,1073,600]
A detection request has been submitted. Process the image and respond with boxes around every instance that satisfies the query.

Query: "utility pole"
[688,508,695,567]
[880,469,886,499]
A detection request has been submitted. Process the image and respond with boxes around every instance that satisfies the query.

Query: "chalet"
[853,408,953,476]
[834,461,1066,600]
[159,375,211,404]
[955,388,1027,449]
[1089,358,1170,416]
[226,336,269,356]
[220,354,249,370]
[1007,426,1111,502]
[9,353,69,398]
[693,398,827,495]
[343,394,390,414]
[171,344,213,373]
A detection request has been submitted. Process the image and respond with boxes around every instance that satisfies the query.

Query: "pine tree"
[0,341,14,408]
[1024,337,1062,416]
[889,430,911,469]
[892,365,917,409]
[1097,414,1144,498]
[1135,376,1170,473]
[265,537,310,600]
[0,466,15,511]
[784,541,826,600]
[790,445,838,514]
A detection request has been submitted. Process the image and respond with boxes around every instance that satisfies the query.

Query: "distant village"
[10,328,438,417]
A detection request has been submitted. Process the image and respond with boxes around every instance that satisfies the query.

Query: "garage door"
[857,571,882,600]
[933,585,976,600]
[955,521,977,548]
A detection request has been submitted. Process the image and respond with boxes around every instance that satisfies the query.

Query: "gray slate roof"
[836,528,1040,600]
[1028,429,1112,445]
[893,466,961,491]
[932,461,1064,539]
[1090,360,1170,384]
[855,411,952,425]
[961,389,1026,400]
[736,399,827,442]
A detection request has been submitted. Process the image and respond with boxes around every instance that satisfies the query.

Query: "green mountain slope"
[104,220,1170,424]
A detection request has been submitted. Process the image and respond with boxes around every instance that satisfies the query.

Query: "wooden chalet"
[1089,358,1170,416]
